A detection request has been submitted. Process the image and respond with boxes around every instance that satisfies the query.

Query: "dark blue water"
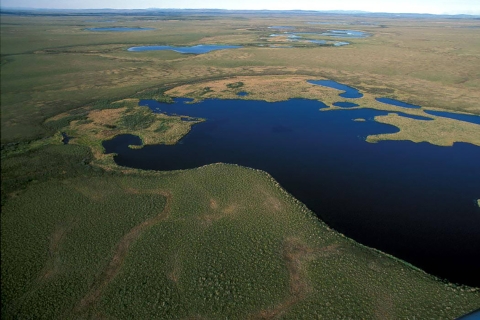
[376,97,422,109]
[86,27,154,32]
[424,110,480,125]
[103,98,480,286]
[61,132,71,145]
[333,102,359,108]
[139,98,193,115]
[237,92,249,96]
[308,80,364,98]
[103,134,142,153]
[127,45,242,54]
[458,308,480,319]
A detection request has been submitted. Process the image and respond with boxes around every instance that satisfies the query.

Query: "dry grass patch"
[366,113,480,146]
[167,75,342,104]
[88,108,126,126]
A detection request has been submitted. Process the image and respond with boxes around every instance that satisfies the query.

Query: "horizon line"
[1,7,480,16]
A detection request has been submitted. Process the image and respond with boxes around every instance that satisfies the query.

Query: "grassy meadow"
[2,10,480,319]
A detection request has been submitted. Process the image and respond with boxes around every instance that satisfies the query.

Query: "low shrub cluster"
[226,82,244,89]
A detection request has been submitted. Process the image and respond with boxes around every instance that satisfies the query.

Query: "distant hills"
[0,8,479,19]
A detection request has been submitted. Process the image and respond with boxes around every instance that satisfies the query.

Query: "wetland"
[105,97,480,286]
[2,9,480,319]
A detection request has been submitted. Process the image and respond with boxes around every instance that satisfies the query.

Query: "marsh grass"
[119,110,156,130]
[366,113,480,146]
[226,81,244,89]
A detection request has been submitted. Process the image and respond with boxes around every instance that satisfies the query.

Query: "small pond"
[308,80,364,98]
[61,132,71,145]
[393,112,434,121]
[104,96,480,287]
[376,97,421,109]
[128,44,243,54]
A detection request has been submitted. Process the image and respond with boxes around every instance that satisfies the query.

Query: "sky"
[1,0,479,15]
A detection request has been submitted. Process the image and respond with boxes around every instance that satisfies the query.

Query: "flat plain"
[1,9,479,319]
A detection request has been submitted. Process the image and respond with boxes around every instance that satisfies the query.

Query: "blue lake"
[86,27,154,32]
[424,110,480,125]
[104,97,480,286]
[308,80,364,98]
[128,44,243,54]
[237,92,249,96]
[376,97,422,109]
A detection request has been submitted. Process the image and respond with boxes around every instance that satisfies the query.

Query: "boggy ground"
[1,165,479,319]
[2,13,480,143]
[167,75,480,147]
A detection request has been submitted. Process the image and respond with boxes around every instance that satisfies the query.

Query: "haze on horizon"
[1,0,479,15]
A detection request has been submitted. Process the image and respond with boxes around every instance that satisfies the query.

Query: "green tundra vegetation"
[1,9,480,319]
[2,165,479,319]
